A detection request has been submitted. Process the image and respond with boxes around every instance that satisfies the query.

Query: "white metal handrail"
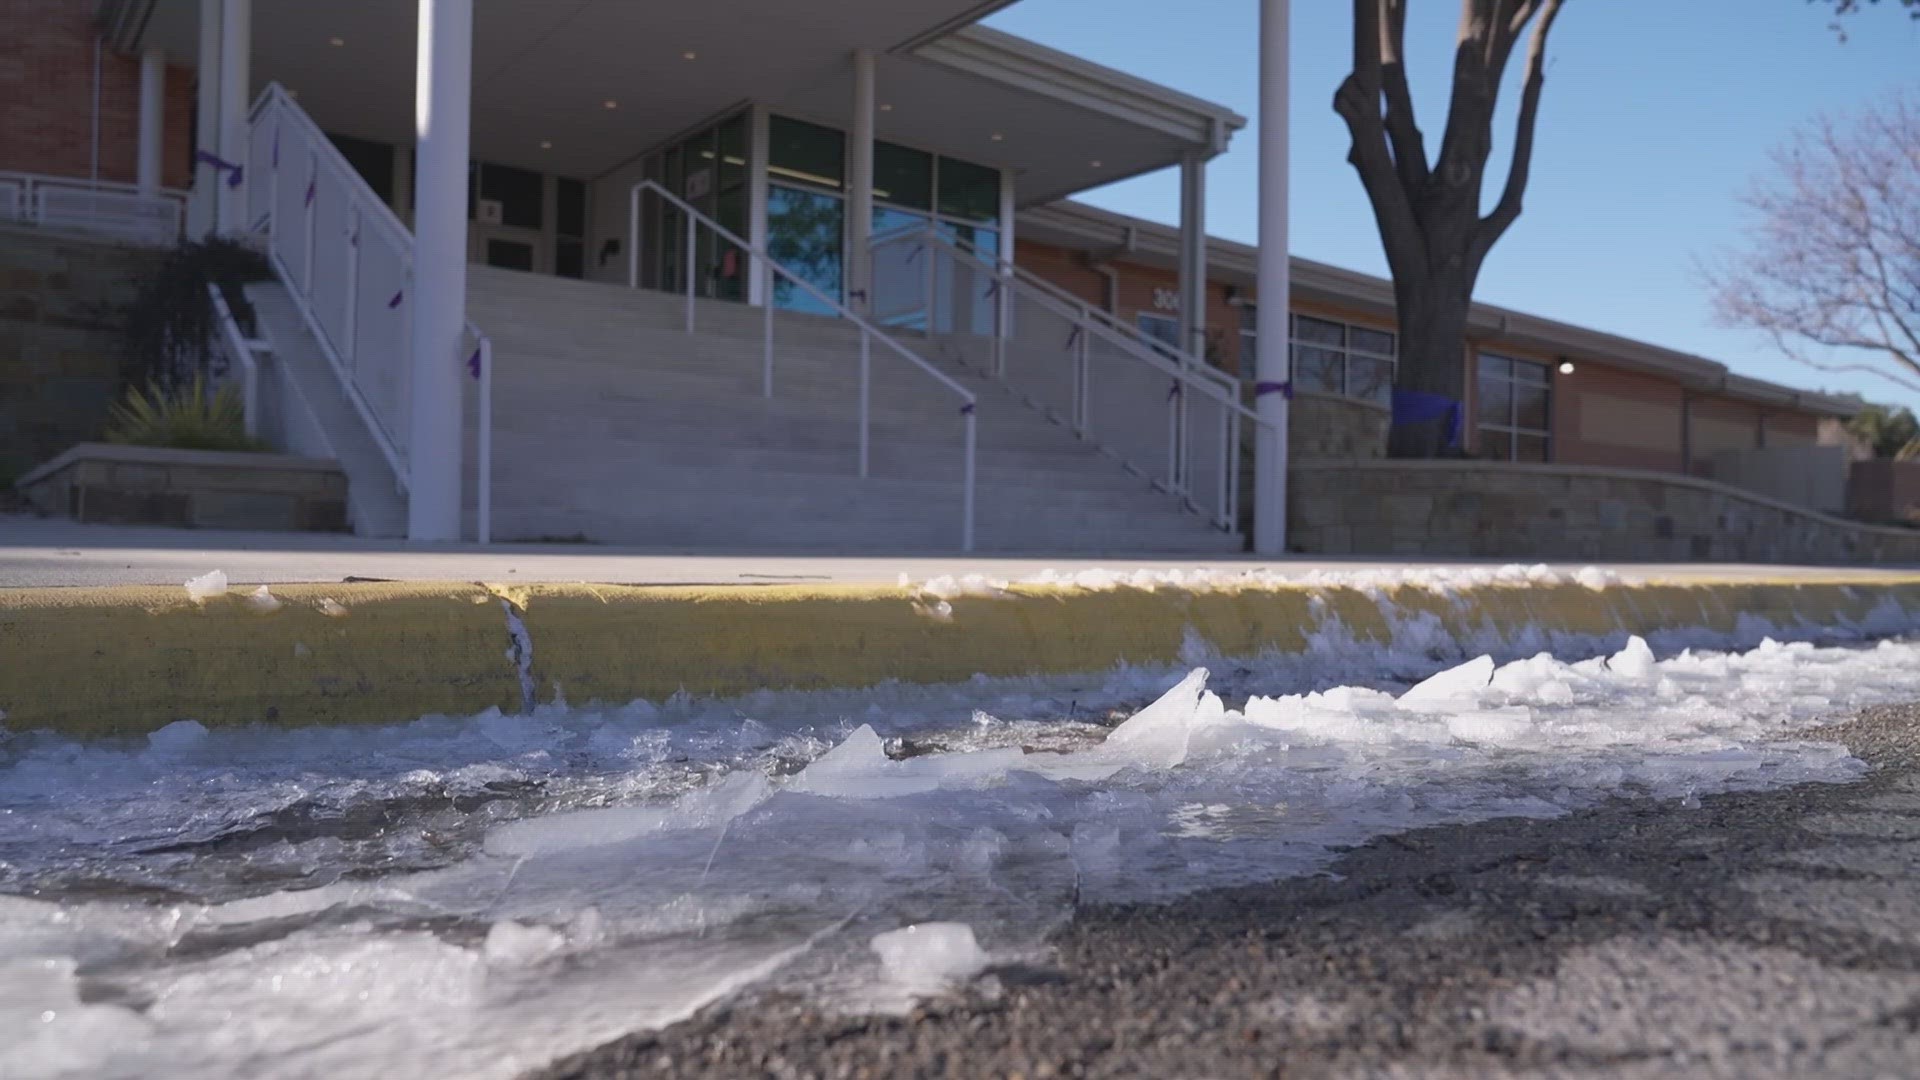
[873,226,1263,531]
[246,83,412,495]
[628,179,979,551]
[206,282,261,438]
[0,169,186,246]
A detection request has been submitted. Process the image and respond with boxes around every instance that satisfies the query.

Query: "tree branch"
[1335,0,1427,277]
[1474,0,1563,264]
[1378,0,1432,193]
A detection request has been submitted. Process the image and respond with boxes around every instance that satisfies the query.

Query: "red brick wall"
[1017,238,1247,374]
[1553,363,1687,473]
[0,0,196,189]
[1688,394,1764,475]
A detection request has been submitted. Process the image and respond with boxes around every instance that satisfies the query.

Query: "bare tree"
[1813,0,1920,40]
[1335,0,1566,457]
[1709,97,1920,395]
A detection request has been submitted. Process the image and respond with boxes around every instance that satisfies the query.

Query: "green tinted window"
[936,156,999,223]
[874,142,932,210]
[769,116,844,189]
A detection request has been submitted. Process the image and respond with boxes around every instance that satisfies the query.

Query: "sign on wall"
[1152,287,1180,313]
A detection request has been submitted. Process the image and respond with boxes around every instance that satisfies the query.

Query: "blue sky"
[986,1,1920,411]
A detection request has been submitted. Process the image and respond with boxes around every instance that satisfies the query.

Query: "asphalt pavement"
[530,704,1920,1080]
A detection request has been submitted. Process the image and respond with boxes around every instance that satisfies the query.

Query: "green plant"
[117,236,271,393]
[105,375,266,452]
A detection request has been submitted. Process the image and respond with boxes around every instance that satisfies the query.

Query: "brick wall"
[1553,363,1687,473]
[0,0,197,188]
[1016,238,1246,374]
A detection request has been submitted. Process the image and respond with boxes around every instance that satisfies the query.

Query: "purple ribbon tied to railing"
[1065,326,1083,352]
[983,279,1000,300]
[903,244,924,267]
[304,170,316,207]
[1255,380,1293,401]
[388,291,403,309]
[271,126,280,169]
[960,402,976,416]
[467,346,482,380]
[1168,379,1182,401]
[196,149,245,188]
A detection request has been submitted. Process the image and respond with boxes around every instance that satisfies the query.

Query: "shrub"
[117,236,271,393]
[105,375,266,452]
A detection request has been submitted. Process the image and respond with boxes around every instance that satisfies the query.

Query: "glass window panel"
[1349,326,1395,356]
[1515,383,1550,432]
[1293,315,1345,348]
[937,221,997,260]
[1137,312,1180,350]
[1478,428,1512,462]
[769,116,844,189]
[767,184,844,315]
[1347,354,1394,406]
[1293,344,1344,394]
[936,156,1000,223]
[717,113,749,188]
[873,206,926,239]
[555,238,584,279]
[874,141,932,211]
[1478,353,1512,380]
[1479,372,1513,423]
[326,134,396,206]
[1515,434,1550,462]
[480,163,543,230]
[1512,358,1551,385]
[556,177,586,238]
[1240,305,1258,332]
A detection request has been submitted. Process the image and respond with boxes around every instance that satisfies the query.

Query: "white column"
[1177,152,1208,363]
[1253,0,1291,556]
[215,0,249,233]
[997,166,1015,340]
[190,0,220,236]
[847,49,876,313]
[137,48,165,195]
[407,0,473,541]
[747,104,771,306]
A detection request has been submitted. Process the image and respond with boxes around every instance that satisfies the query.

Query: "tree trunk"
[1387,272,1474,459]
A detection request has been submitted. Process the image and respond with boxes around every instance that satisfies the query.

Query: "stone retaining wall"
[1289,459,1920,564]
[17,443,348,531]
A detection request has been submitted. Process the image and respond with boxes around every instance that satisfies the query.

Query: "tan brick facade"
[0,0,196,189]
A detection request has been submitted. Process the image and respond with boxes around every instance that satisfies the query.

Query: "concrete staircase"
[464,267,1242,553]
[248,281,409,538]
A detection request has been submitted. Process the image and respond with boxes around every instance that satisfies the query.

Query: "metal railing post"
[301,153,316,295]
[1074,327,1090,437]
[684,213,697,333]
[342,202,360,371]
[628,186,640,289]
[478,333,492,545]
[1166,386,1180,494]
[962,408,977,553]
[762,257,774,398]
[858,329,871,479]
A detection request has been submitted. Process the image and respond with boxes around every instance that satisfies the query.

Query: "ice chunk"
[1100,668,1215,768]
[1446,707,1536,744]
[183,570,227,602]
[1607,636,1658,681]
[147,719,208,754]
[789,724,1026,799]
[483,921,566,967]
[485,770,772,857]
[1399,655,1495,710]
[870,922,989,991]
[244,585,282,613]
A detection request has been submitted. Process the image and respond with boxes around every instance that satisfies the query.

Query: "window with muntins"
[1476,353,1552,462]
[1287,314,1396,406]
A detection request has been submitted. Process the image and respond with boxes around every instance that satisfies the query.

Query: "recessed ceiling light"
[287,89,299,98]
[328,36,344,47]
[879,103,893,112]
[1090,159,1103,168]
[540,140,553,149]
[990,132,1004,141]
[603,99,618,109]
[682,50,697,60]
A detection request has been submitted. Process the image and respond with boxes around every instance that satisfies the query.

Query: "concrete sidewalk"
[4,514,1917,589]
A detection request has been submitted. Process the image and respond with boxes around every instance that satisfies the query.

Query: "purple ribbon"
[388,291,403,309]
[1168,380,1182,401]
[959,402,976,416]
[1065,326,1083,352]
[304,172,316,207]
[272,126,280,169]
[983,279,1000,299]
[196,149,245,187]
[1254,380,1293,400]
[467,346,482,380]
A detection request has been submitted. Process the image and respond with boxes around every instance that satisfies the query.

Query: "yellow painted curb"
[3,575,1919,738]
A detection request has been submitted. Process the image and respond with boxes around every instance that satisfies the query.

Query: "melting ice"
[4,632,1920,1079]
